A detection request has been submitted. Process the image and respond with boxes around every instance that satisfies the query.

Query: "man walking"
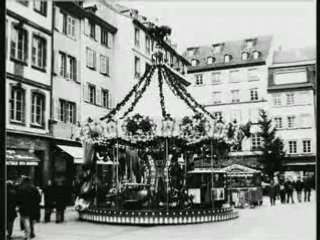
[43,180,55,222]
[268,180,277,206]
[55,181,69,223]
[294,177,304,203]
[16,176,41,240]
[7,180,17,239]
[304,176,312,202]
[284,178,294,204]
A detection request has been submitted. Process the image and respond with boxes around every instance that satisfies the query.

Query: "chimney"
[84,5,98,14]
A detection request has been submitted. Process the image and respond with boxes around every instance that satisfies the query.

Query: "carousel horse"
[118,148,144,183]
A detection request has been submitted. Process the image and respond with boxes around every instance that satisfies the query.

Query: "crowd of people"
[6,176,70,240]
[268,175,313,206]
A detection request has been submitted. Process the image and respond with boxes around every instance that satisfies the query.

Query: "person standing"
[285,178,294,204]
[278,181,286,204]
[268,180,277,206]
[294,177,304,203]
[55,181,69,223]
[43,180,55,222]
[7,181,17,239]
[304,176,312,202]
[16,176,41,240]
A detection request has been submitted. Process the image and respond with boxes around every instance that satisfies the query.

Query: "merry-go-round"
[74,25,243,225]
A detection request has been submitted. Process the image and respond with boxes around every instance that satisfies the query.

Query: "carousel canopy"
[221,164,261,176]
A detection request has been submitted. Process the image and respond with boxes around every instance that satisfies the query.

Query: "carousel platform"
[78,207,239,225]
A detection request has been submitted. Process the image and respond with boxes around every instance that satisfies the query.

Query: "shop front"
[6,133,51,187]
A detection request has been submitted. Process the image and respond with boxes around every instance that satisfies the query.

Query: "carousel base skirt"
[78,207,239,225]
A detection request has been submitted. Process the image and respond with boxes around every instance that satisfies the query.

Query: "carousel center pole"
[211,139,214,210]
[166,137,169,211]
[116,140,119,210]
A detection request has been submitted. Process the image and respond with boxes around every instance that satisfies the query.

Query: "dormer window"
[224,54,231,63]
[241,52,249,61]
[207,56,215,65]
[191,59,199,67]
[253,51,261,60]
[246,39,254,49]
[213,44,221,54]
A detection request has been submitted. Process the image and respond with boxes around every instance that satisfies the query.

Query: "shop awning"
[6,149,40,166]
[57,145,83,163]
[57,145,116,165]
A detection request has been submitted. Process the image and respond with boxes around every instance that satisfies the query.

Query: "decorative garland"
[163,66,215,120]
[120,66,156,119]
[160,67,200,115]
[157,66,167,118]
[100,65,156,121]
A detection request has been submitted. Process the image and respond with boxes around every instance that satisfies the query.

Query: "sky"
[120,0,316,53]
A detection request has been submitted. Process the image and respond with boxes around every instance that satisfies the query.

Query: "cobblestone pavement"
[10,191,316,240]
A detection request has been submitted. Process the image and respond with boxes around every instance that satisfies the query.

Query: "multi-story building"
[6,0,53,186]
[268,47,316,173]
[184,36,274,165]
[50,2,117,186]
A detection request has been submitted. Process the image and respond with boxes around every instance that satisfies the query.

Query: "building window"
[248,68,259,81]
[16,0,29,6]
[10,25,28,62]
[207,56,214,65]
[230,110,241,123]
[100,55,109,75]
[241,52,249,60]
[10,87,25,123]
[274,117,282,129]
[59,100,76,124]
[32,35,47,70]
[59,52,77,81]
[300,114,311,128]
[288,140,297,154]
[213,112,223,120]
[88,85,96,104]
[86,48,96,69]
[224,55,231,63]
[62,14,76,38]
[31,92,45,126]
[145,62,151,72]
[253,51,260,60]
[212,92,221,104]
[286,93,295,105]
[134,28,140,48]
[195,74,203,85]
[89,21,95,39]
[191,59,199,67]
[302,140,311,153]
[250,89,259,101]
[246,40,254,49]
[211,72,221,84]
[231,90,240,103]
[230,70,240,83]
[34,0,47,16]
[213,44,221,53]
[134,56,140,78]
[273,94,282,106]
[287,116,296,128]
[101,28,109,47]
[102,89,110,108]
[249,109,259,123]
[251,133,261,150]
[145,35,151,54]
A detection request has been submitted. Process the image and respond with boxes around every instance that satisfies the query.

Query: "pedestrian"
[16,176,41,240]
[284,178,294,204]
[278,181,286,204]
[55,181,69,223]
[43,180,55,222]
[294,177,304,203]
[304,176,312,202]
[268,180,277,206]
[7,180,17,239]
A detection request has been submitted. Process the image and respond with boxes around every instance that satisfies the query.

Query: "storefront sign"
[6,149,40,166]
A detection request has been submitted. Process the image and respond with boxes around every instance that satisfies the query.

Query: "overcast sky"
[121,0,316,53]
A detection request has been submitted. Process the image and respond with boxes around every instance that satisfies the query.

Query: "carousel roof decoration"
[78,24,245,148]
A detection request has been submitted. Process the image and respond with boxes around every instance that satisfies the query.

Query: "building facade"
[6,0,53,186]
[268,47,316,173]
[184,36,274,166]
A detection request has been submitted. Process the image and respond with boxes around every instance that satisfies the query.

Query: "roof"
[184,35,273,72]
[188,168,226,174]
[221,164,260,175]
[272,46,316,65]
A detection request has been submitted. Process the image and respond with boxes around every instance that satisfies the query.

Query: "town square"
[4,0,316,240]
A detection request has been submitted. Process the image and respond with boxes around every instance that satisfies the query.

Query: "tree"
[257,109,285,177]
